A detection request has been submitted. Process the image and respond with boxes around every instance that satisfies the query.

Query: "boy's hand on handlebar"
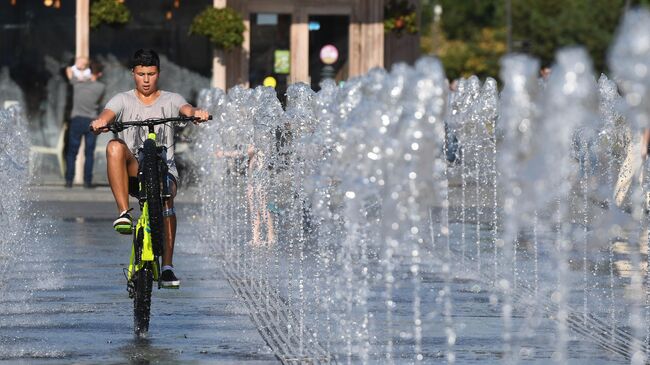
[192,109,210,124]
[90,118,109,135]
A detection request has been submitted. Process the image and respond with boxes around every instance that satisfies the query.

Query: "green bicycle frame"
[127,132,160,282]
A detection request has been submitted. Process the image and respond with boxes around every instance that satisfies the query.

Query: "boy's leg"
[106,139,138,213]
[258,186,276,245]
[162,176,177,267]
[160,176,180,288]
[247,182,262,245]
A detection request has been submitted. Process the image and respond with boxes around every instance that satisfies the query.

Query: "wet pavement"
[0,185,637,364]
[0,185,278,364]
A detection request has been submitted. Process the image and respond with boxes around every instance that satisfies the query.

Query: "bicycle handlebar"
[90,115,212,133]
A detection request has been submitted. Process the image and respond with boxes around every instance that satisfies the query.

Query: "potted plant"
[384,0,418,36]
[189,6,245,51]
[90,0,130,28]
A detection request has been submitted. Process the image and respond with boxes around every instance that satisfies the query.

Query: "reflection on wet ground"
[0,199,277,364]
[0,189,640,364]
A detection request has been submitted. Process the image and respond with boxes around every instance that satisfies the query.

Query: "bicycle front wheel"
[133,263,154,336]
[142,139,164,257]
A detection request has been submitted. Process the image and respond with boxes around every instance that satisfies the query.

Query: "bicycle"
[94,115,211,336]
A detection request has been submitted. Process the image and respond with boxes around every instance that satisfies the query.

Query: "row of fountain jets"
[2,7,650,365]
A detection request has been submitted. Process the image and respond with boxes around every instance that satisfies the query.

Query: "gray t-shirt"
[70,78,105,119]
[104,90,188,180]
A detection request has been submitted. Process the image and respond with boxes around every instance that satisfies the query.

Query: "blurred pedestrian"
[215,143,277,247]
[65,61,105,188]
[539,65,552,81]
[614,129,649,211]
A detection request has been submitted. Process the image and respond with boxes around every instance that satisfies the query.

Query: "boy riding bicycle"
[91,49,209,288]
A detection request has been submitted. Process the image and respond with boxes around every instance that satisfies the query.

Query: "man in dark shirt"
[65,61,106,188]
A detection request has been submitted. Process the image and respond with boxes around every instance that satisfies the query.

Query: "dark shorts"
[128,173,177,198]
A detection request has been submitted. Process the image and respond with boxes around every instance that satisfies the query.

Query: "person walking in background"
[215,144,277,247]
[246,144,276,247]
[539,65,552,81]
[65,61,106,188]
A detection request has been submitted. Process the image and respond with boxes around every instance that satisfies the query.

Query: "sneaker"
[83,182,94,189]
[160,269,180,289]
[64,181,73,188]
[113,208,133,235]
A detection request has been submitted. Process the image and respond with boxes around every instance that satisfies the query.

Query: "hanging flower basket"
[90,0,130,28]
[384,0,418,36]
[189,6,245,51]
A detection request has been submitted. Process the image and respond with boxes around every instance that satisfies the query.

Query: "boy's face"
[132,65,159,96]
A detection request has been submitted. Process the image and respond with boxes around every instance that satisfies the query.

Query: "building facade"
[2,0,420,97]
[215,0,420,92]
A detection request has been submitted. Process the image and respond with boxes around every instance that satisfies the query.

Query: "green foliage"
[436,0,501,41]
[421,0,650,79]
[425,27,506,81]
[384,0,418,36]
[421,1,434,36]
[510,0,624,71]
[90,0,130,28]
[189,6,245,51]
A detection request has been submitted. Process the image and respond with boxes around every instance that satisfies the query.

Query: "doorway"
[308,15,349,91]
[249,13,291,101]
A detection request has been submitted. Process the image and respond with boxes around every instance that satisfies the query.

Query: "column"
[74,0,89,184]
[76,0,89,57]
[366,0,384,71]
[348,22,361,77]
[211,0,227,90]
[289,9,309,84]
[359,0,383,73]
[239,13,250,87]
[349,0,383,78]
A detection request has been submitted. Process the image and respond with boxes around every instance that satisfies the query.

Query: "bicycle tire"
[133,263,153,336]
[142,139,164,257]
[132,139,164,337]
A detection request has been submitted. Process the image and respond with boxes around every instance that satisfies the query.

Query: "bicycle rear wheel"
[133,263,153,336]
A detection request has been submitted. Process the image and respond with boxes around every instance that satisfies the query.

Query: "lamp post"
[506,0,512,53]
[432,3,442,54]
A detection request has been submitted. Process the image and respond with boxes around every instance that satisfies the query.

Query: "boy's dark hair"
[130,49,160,71]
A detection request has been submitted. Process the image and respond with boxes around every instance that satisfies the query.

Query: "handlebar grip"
[89,125,109,132]
[90,123,123,133]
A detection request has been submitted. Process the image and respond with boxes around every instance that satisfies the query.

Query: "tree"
[420,0,650,79]
[510,0,624,71]
[421,0,504,80]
